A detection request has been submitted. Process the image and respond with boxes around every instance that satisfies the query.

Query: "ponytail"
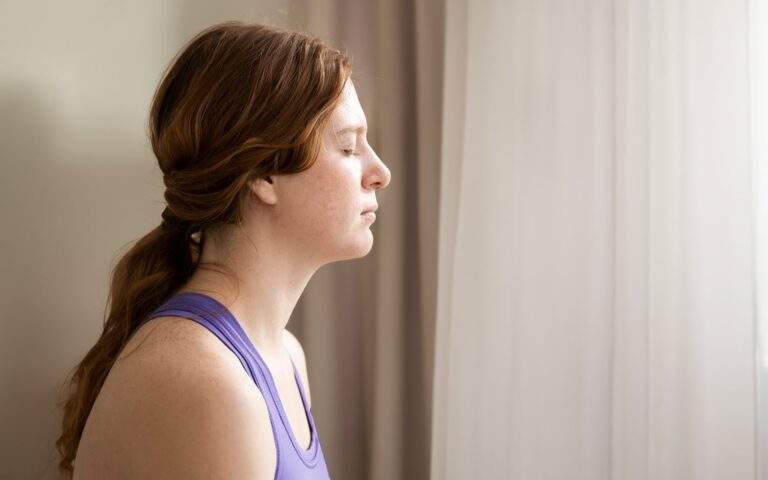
[55,221,199,476]
[54,20,351,477]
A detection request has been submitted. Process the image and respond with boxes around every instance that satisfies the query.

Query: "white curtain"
[432,1,764,479]
[752,0,768,478]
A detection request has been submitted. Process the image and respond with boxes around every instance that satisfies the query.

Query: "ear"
[248,176,278,206]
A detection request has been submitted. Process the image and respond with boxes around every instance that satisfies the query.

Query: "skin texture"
[180,77,390,360]
[72,79,391,479]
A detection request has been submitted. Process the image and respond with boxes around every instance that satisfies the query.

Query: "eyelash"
[342,148,357,156]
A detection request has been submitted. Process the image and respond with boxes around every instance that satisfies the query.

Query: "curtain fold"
[751,0,768,477]
[432,1,759,479]
[287,1,444,479]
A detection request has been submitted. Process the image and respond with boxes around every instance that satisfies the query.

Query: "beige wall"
[0,2,290,478]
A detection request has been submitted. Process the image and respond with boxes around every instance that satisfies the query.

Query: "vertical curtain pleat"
[432,1,758,479]
[288,1,443,478]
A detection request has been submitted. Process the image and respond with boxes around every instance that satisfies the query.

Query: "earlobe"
[249,176,278,205]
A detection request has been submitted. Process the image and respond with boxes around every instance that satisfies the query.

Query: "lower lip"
[361,212,376,221]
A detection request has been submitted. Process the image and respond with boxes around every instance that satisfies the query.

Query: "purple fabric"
[144,292,331,479]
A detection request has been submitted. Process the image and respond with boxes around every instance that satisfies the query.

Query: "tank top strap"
[143,291,330,478]
[143,291,268,390]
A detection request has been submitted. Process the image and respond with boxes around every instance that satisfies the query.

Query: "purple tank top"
[143,291,331,479]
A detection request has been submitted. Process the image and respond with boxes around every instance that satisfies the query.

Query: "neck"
[177,221,320,368]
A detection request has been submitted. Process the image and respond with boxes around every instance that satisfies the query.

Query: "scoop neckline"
[169,291,320,464]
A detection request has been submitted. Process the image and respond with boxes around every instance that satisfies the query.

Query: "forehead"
[329,80,366,133]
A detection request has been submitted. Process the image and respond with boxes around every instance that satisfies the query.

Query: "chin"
[338,232,375,261]
[353,237,374,258]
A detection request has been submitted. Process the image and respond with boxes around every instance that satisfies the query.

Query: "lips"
[361,205,378,214]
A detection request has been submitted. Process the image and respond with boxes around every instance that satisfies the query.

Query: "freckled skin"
[258,79,391,265]
[71,80,391,480]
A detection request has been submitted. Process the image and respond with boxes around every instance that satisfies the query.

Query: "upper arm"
[283,329,311,409]
[121,336,277,479]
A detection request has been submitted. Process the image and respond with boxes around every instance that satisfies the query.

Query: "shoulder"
[101,316,278,478]
[281,328,305,364]
[282,328,311,408]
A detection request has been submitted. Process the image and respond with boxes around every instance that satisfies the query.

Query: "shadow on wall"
[0,79,163,479]
[0,2,291,478]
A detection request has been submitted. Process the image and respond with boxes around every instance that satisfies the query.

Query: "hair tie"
[160,206,185,231]
[160,207,202,245]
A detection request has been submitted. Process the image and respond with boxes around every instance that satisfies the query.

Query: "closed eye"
[342,149,356,156]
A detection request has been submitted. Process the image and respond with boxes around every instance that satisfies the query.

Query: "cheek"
[315,170,359,226]
[315,160,360,212]
[282,162,360,238]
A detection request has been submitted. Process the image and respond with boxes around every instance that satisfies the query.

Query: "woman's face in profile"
[267,79,391,264]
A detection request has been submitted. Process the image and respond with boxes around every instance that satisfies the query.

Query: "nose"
[365,147,391,191]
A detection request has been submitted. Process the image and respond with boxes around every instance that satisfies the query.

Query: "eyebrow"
[335,124,367,135]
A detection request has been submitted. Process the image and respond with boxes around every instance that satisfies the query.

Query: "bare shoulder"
[282,328,311,408]
[75,316,277,479]
[281,328,306,365]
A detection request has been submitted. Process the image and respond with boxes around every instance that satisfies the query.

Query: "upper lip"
[361,204,378,214]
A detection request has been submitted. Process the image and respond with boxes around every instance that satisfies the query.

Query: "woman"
[55,21,390,479]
